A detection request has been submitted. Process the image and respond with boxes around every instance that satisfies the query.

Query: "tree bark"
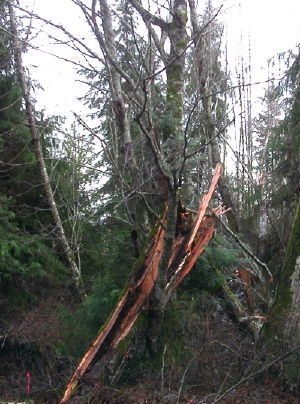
[8,0,83,295]
[262,198,300,383]
[146,189,178,355]
[60,165,222,403]
[98,0,138,172]
[127,0,188,354]
[90,0,151,239]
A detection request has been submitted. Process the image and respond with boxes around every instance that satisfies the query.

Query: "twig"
[214,214,273,283]
[213,345,300,403]
[161,344,167,392]
[138,192,166,230]
[176,350,203,404]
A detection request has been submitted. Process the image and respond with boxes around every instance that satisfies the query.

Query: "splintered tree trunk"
[127,0,189,355]
[8,1,83,295]
[146,3,188,352]
[146,189,178,355]
[60,165,223,403]
[262,198,300,382]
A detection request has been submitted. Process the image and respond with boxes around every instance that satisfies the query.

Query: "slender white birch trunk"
[8,1,83,295]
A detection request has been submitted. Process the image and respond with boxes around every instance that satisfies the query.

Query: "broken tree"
[60,164,227,403]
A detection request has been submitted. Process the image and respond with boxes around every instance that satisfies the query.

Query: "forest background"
[0,0,300,403]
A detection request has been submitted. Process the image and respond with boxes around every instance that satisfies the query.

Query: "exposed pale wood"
[187,163,222,251]
[60,290,129,403]
[173,219,216,289]
[60,221,166,403]
[238,268,254,309]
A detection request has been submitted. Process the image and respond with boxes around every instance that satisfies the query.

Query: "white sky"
[21,0,300,118]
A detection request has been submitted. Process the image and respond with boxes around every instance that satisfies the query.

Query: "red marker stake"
[26,372,31,394]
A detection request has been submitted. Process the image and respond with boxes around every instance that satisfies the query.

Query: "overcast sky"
[21,0,300,118]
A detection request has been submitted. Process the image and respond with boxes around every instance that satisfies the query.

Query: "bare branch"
[214,214,273,282]
[213,345,300,403]
[127,0,170,31]
[143,6,223,82]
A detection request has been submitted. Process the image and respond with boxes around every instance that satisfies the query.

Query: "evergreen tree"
[0,0,69,298]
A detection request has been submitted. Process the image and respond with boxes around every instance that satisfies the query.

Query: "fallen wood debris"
[60,164,226,403]
[236,268,254,310]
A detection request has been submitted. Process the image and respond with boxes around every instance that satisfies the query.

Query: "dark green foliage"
[0,195,65,281]
[0,122,56,290]
[261,52,300,210]
[58,273,124,358]
[183,236,246,294]
[113,237,248,382]
[0,3,73,307]
[57,216,137,358]
[0,72,61,288]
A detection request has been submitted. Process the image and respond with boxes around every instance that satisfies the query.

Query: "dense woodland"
[0,0,300,403]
